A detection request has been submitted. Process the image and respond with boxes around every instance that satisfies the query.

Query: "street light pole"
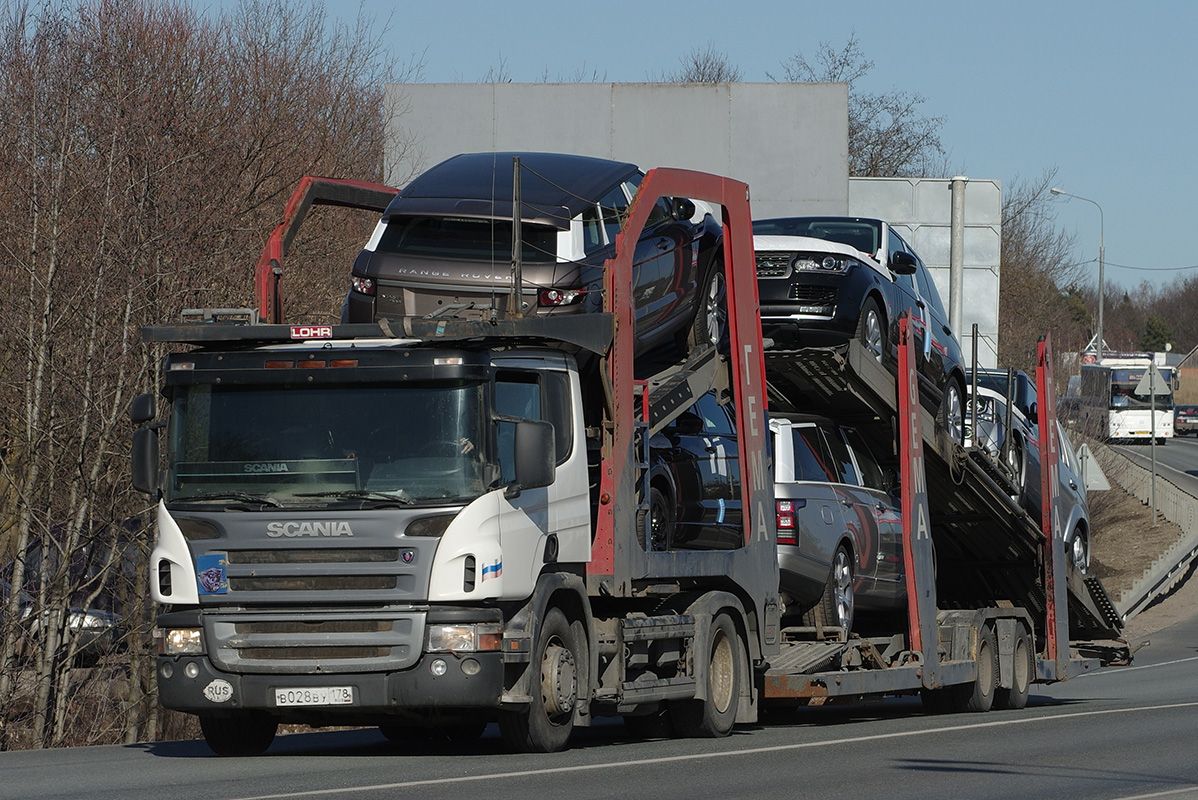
[1050,187,1105,361]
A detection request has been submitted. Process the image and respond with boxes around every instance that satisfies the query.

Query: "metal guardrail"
[1090,440,1198,619]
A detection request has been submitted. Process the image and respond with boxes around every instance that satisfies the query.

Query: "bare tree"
[658,41,742,83]
[0,0,414,749]
[998,170,1087,374]
[772,35,948,178]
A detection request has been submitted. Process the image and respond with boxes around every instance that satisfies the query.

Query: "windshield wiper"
[171,491,285,508]
[294,489,415,506]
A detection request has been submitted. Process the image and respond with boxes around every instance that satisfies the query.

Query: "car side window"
[694,392,735,436]
[598,184,631,245]
[582,205,605,255]
[792,426,837,482]
[821,426,857,484]
[913,256,950,320]
[842,428,887,491]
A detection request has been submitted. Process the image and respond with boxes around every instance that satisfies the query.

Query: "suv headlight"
[793,253,852,274]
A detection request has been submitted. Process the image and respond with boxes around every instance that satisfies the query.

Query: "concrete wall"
[387,82,849,217]
[385,83,1003,364]
[850,177,1003,367]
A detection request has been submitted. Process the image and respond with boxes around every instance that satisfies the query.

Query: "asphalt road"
[5,613,1198,800]
[1113,434,1198,496]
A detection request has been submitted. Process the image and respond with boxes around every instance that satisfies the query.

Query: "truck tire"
[960,624,998,712]
[670,613,742,738]
[499,607,582,753]
[199,712,278,757]
[994,627,1033,710]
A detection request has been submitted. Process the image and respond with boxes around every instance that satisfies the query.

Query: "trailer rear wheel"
[670,613,742,738]
[994,627,1033,710]
[960,624,998,712]
[499,607,581,753]
[199,712,277,757]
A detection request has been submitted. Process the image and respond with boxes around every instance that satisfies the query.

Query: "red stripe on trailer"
[897,315,940,687]
[1037,335,1069,678]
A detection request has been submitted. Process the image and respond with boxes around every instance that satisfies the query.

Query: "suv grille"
[756,252,792,278]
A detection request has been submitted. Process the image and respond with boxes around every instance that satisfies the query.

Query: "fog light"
[184,662,200,679]
[430,658,448,676]
[161,662,174,679]
[461,658,481,676]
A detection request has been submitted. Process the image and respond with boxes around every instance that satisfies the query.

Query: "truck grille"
[206,610,425,674]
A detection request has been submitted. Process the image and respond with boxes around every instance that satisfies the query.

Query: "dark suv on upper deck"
[342,152,726,353]
[753,216,969,444]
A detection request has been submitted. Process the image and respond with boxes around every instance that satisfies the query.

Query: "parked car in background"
[770,414,904,635]
[343,151,726,353]
[968,369,1091,572]
[1174,404,1198,436]
[0,579,124,665]
[753,216,968,444]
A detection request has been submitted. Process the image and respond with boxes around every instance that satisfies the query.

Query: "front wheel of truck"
[499,607,584,753]
[199,712,278,757]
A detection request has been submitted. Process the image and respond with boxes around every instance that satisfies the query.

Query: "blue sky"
[314,0,1197,293]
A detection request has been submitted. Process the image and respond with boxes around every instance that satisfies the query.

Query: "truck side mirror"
[131,392,156,424]
[131,424,160,496]
[510,419,555,495]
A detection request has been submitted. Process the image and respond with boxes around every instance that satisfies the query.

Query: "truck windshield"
[165,380,488,505]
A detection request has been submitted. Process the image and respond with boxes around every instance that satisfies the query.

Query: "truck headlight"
[426,623,503,653]
[155,627,203,655]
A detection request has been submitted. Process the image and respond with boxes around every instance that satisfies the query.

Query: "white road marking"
[228,700,1198,800]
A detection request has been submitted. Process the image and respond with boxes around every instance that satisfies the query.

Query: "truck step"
[766,640,848,675]
[621,614,696,642]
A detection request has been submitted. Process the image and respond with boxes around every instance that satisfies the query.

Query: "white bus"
[1079,357,1175,442]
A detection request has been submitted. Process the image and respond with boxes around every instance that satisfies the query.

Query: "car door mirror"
[671,197,696,221]
[671,411,705,436]
[890,251,918,275]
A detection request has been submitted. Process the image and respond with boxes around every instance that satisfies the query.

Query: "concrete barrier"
[1089,440,1198,619]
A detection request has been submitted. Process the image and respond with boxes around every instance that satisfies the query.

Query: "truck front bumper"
[156,650,505,716]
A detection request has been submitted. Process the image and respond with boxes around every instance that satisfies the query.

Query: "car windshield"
[165,380,490,506]
[376,215,557,263]
[753,217,881,256]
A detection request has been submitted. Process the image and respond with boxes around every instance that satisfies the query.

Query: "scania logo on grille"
[401,549,415,564]
[266,521,354,538]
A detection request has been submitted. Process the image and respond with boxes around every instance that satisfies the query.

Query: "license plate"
[274,686,354,707]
